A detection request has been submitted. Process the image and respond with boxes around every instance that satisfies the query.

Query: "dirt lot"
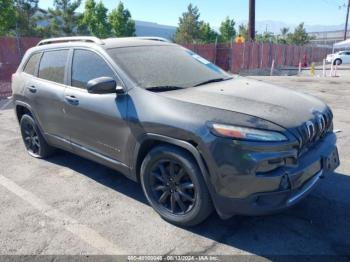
[0,75,349,258]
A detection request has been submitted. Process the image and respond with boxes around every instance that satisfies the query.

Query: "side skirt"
[45,134,134,181]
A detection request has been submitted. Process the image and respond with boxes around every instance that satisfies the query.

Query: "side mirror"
[87,77,124,94]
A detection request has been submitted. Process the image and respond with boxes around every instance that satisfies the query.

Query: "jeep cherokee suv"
[12,37,340,226]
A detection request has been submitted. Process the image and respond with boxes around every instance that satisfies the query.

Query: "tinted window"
[71,50,115,89]
[38,50,68,84]
[107,46,230,89]
[23,53,41,76]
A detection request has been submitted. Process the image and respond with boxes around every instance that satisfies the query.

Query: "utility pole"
[344,0,350,40]
[248,0,256,41]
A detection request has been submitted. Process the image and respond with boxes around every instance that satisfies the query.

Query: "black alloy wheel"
[20,114,54,158]
[141,145,213,226]
[149,159,195,215]
[22,117,41,156]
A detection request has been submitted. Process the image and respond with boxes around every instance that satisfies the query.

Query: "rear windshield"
[107,45,230,89]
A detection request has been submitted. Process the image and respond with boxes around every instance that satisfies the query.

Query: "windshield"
[107,45,231,89]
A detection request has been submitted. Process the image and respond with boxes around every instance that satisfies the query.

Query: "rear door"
[64,48,129,164]
[24,49,70,145]
[34,49,70,142]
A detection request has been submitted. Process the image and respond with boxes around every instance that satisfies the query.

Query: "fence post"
[270,59,275,76]
[230,37,233,72]
[268,42,273,67]
[241,41,246,71]
[260,43,263,68]
[214,36,218,65]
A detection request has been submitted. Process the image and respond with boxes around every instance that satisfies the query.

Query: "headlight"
[211,123,287,142]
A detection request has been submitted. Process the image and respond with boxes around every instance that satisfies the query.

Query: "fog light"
[280,174,291,190]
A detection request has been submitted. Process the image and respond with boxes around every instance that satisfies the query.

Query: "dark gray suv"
[12,36,340,226]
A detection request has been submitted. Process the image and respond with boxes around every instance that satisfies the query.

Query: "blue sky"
[40,0,348,27]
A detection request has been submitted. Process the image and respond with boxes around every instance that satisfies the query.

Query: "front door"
[64,49,129,164]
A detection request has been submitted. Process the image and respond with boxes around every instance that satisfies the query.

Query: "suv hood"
[160,77,327,129]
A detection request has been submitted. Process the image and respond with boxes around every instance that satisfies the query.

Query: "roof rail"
[37,36,104,46]
[135,37,171,43]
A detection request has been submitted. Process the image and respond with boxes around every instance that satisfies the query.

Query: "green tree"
[199,22,217,43]
[79,0,111,38]
[48,0,81,36]
[94,1,111,37]
[14,0,39,36]
[277,27,289,44]
[238,23,248,40]
[0,0,16,35]
[256,31,275,43]
[219,16,236,42]
[288,23,313,45]
[78,0,96,35]
[175,4,202,43]
[109,1,136,37]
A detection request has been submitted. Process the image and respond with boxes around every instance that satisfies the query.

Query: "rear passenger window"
[71,50,114,89]
[38,50,68,84]
[23,53,41,76]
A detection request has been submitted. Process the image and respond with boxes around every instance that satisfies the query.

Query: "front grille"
[297,109,333,154]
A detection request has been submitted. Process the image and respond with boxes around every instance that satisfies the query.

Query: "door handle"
[27,85,37,93]
[65,95,79,105]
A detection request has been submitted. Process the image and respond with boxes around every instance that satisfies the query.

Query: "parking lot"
[0,75,349,257]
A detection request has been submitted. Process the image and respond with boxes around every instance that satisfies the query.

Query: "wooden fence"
[184,42,332,73]
[0,37,332,98]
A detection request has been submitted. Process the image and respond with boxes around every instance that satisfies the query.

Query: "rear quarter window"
[23,53,41,76]
[38,49,69,84]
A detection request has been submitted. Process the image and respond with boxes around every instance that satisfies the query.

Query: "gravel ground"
[0,75,349,258]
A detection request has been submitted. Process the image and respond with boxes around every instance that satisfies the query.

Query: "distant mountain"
[304,24,345,33]
[237,20,346,34]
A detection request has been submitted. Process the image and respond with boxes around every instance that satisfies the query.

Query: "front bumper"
[204,132,339,219]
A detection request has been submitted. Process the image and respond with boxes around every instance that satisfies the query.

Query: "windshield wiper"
[145,86,185,92]
[194,77,232,87]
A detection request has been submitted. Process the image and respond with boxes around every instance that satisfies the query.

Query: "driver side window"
[71,49,115,89]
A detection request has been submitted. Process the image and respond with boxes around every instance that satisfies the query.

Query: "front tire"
[334,59,342,65]
[20,114,54,158]
[140,145,213,227]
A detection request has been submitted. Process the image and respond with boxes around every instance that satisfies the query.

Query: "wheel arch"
[15,102,33,122]
[133,134,210,186]
[14,101,45,135]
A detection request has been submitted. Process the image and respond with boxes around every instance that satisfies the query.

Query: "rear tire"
[140,145,213,227]
[20,114,55,158]
[334,59,342,65]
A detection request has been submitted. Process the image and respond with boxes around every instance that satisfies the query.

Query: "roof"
[103,37,172,49]
[36,36,173,49]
